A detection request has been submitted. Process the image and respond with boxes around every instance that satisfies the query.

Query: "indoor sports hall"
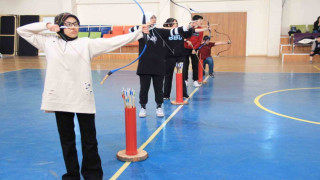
[1,0,320,179]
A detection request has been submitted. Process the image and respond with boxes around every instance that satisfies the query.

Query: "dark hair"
[203,35,210,41]
[314,16,320,25]
[163,18,177,27]
[192,15,203,21]
[54,12,80,26]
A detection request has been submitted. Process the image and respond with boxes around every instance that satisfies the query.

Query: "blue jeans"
[203,56,214,75]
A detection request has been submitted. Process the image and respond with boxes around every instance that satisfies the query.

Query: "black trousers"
[183,49,199,81]
[55,111,103,180]
[164,56,188,98]
[310,50,320,56]
[139,74,164,106]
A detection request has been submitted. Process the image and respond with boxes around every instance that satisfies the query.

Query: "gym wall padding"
[0,16,15,55]
[18,15,39,56]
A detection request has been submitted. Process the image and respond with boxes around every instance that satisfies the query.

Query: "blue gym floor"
[0,69,320,180]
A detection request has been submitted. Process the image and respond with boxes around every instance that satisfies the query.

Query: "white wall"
[73,0,273,56]
[171,0,270,56]
[267,0,282,56]
[4,0,308,56]
[0,0,65,15]
[281,0,320,35]
[75,0,160,25]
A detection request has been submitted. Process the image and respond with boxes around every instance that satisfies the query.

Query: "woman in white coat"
[17,12,148,180]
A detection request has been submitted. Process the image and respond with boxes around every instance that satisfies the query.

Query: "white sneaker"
[193,81,201,87]
[156,108,164,117]
[139,108,147,117]
[185,80,188,86]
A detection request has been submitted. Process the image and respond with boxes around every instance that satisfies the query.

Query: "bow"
[100,0,147,84]
[170,0,192,20]
[189,43,206,73]
[186,6,232,57]
[170,1,207,73]
[189,8,212,38]
[189,7,213,75]
[214,29,231,56]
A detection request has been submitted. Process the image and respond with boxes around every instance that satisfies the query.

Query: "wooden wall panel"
[280,36,290,44]
[282,54,320,63]
[193,12,247,57]
[122,46,139,53]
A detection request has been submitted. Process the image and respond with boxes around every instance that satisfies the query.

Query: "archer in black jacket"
[130,13,192,117]
[163,18,194,99]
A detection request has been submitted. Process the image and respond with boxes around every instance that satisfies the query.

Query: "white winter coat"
[17,22,143,113]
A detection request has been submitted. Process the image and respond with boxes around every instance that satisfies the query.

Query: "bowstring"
[215,29,231,57]
[188,7,232,56]
[100,0,148,84]
[56,13,91,67]
[152,28,175,55]
[170,1,207,74]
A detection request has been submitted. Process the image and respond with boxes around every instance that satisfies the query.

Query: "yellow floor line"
[109,76,210,180]
[254,87,320,125]
[313,65,320,71]
[110,162,131,180]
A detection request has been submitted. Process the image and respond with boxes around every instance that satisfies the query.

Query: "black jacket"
[132,26,188,75]
[314,21,320,31]
[165,28,194,58]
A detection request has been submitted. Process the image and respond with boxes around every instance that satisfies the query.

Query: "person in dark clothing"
[198,35,231,78]
[163,18,209,99]
[313,16,320,33]
[183,15,204,87]
[163,18,193,100]
[309,36,320,63]
[130,13,193,117]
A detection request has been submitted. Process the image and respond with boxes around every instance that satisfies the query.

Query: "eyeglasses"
[64,22,79,27]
